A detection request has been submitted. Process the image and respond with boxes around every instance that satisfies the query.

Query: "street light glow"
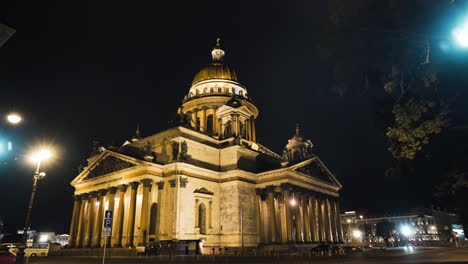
[6,113,22,124]
[453,18,468,48]
[30,148,53,163]
[352,229,362,239]
[400,225,412,237]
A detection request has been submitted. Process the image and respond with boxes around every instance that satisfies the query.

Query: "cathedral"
[67,39,343,254]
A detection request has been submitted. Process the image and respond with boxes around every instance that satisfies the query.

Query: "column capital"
[90,191,98,198]
[81,193,90,200]
[156,181,165,190]
[141,179,153,188]
[118,184,128,192]
[255,188,263,195]
[98,189,108,197]
[180,177,188,188]
[280,183,293,190]
[129,181,139,190]
[73,194,82,201]
[169,179,176,188]
[265,185,276,193]
[108,186,118,194]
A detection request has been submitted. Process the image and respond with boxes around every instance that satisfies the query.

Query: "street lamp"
[400,225,413,238]
[22,147,53,242]
[6,113,22,125]
[352,229,362,239]
[452,17,468,48]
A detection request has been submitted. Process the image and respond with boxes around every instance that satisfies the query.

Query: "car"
[0,243,21,256]
[342,245,363,254]
[312,244,332,256]
[404,243,415,251]
[24,243,49,257]
[0,251,16,264]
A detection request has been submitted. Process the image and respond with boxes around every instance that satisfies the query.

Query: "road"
[27,247,468,264]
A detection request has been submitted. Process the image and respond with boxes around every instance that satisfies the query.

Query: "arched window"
[232,87,235,94]
[198,203,207,234]
[206,115,214,135]
[204,87,208,94]
[218,88,222,92]
[149,203,158,235]
[189,92,193,98]
[210,87,214,93]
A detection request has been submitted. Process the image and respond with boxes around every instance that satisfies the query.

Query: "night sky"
[1,1,467,234]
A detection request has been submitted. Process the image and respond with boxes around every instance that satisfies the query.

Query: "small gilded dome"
[191,38,238,86]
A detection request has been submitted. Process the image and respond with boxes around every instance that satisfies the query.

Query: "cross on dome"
[211,37,225,62]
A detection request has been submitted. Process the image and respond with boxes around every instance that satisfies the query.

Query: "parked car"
[342,245,363,254]
[312,244,332,256]
[0,251,16,264]
[0,243,21,255]
[24,243,49,257]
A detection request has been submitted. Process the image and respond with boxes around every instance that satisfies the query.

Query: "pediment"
[71,151,141,185]
[194,187,214,195]
[291,158,342,187]
[84,155,136,180]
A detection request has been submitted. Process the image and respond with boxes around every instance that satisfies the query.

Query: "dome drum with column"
[180,39,257,141]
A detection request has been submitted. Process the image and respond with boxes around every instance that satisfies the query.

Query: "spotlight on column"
[0,22,16,48]
[290,199,297,206]
[352,229,362,239]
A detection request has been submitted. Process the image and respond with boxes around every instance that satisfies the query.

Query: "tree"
[314,0,452,161]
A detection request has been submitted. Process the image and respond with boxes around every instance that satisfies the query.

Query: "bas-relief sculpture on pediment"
[85,155,135,180]
[294,161,334,184]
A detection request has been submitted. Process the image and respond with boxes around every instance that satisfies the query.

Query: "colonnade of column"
[256,184,343,244]
[186,108,256,142]
[68,179,153,248]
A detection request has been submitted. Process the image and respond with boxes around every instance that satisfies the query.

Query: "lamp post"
[22,148,52,242]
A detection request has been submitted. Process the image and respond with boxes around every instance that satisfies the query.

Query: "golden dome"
[191,38,238,86]
[191,62,238,86]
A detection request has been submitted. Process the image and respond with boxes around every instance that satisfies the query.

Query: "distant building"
[341,208,463,244]
[55,234,70,247]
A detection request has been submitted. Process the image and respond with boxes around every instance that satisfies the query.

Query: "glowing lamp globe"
[400,225,412,237]
[6,113,22,124]
[453,19,468,48]
[30,149,53,163]
[352,229,362,239]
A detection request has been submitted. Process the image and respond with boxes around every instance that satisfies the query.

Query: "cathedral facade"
[67,40,343,253]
